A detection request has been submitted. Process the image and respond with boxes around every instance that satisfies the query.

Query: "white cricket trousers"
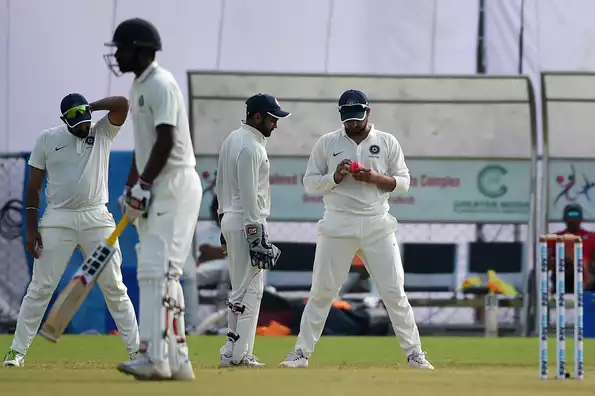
[135,167,202,369]
[11,205,139,355]
[219,213,264,363]
[295,211,422,358]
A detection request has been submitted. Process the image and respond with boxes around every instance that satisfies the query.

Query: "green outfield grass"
[0,335,594,395]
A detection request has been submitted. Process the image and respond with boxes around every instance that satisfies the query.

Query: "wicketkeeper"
[216,94,290,367]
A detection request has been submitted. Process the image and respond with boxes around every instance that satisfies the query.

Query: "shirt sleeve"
[303,137,337,194]
[237,146,262,225]
[28,133,47,170]
[149,82,178,128]
[387,136,410,193]
[215,152,224,215]
[92,114,121,140]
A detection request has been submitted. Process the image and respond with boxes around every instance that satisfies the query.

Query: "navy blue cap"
[60,93,91,128]
[246,94,291,119]
[564,203,583,218]
[338,90,369,122]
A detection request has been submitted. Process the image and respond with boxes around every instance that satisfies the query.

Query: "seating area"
[265,241,525,297]
[261,240,527,335]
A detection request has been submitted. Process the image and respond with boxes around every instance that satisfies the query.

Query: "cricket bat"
[39,214,129,342]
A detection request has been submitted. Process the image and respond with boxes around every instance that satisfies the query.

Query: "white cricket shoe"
[220,354,266,368]
[407,351,434,370]
[3,349,25,367]
[117,354,172,380]
[279,350,308,368]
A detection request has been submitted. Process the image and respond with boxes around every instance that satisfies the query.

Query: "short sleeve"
[28,133,46,170]
[92,114,120,140]
[149,82,178,128]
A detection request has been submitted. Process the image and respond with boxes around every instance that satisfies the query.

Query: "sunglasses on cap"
[61,105,92,128]
[62,105,91,119]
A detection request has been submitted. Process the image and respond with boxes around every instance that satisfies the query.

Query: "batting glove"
[118,186,130,215]
[125,179,152,221]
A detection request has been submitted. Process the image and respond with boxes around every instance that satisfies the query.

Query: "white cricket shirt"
[28,115,119,210]
[303,124,410,216]
[129,61,195,183]
[216,123,271,224]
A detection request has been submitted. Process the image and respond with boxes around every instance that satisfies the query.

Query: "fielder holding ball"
[280,90,433,370]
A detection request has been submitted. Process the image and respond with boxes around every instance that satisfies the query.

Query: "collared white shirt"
[129,61,195,183]
[216,123,271,224]
[28,115,119,210]
[303,124,410,216]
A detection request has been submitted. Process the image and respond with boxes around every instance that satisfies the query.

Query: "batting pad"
[137,234,169,364]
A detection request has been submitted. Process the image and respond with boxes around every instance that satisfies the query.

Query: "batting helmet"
[105,18,162,51]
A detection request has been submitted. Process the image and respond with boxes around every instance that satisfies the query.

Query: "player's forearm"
[239,193,261,225]
[89,96,128,112]
[25,189,40,231]
[140,127,174,184]
[370,174,398,192]
[125,152,139,187]
[89,96,129,127]
[303,173,337,194]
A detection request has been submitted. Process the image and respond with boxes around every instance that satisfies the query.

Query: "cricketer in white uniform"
[216,94,290,367]
[104,18,201,381]
[280,90,434,370]
[3,93,139,367]
[182,195,228,333]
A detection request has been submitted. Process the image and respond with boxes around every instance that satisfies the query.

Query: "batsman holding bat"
[105,18,202,381]
[3,93,139,367]
[280,90,433,370]
[216,94,290,367]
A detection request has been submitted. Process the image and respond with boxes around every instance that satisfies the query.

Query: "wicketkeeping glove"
[244,223,282,270]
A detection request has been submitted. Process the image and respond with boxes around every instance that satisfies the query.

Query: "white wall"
[0,0,479,152]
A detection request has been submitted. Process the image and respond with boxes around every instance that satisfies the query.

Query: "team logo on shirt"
[138,95,144,107]
[369,145,380,155]
[85,136,95,146]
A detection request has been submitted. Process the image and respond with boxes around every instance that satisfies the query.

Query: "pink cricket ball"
[349,161,363,173]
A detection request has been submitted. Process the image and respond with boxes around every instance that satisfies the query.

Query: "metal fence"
[0,154,29,327]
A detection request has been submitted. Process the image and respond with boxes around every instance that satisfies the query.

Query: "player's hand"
[26,227,43,259]
[333,159,352,184]
[352,168,379,184]
[244,223,280,269]
[118,186,130,215]
[125,179,152,221]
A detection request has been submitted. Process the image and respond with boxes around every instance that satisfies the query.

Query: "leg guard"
[165,277,190,374]
[137,234,169,365]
